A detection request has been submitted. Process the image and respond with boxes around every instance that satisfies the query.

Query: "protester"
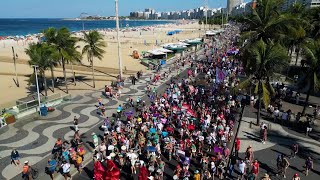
[290,143,299,159]
[46,158,57,180]
[251,159,260,179]
[22,161,31,180]
[292,173,301,180]
[61,160,71,180]
[73,25,243,180]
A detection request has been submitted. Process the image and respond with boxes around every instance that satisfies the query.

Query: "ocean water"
[0,19,172,37]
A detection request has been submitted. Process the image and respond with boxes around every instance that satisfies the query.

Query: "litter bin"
[40,106,48,116]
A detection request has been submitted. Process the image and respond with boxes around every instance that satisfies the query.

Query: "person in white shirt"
[61,161,71,179]
[273,108,280,122]
[127,149,138,174]
[238,160,246,179]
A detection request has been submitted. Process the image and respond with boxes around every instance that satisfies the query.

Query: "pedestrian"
[251,159,260,179]
[46,158,57,180]
[73,116,79,132]
[277,154,290,178]
[290,143,298,158]
[194,170,200,180]
[295,92,300,105]
[92,132,99,148]
[273,107,280,122]
[305,157,313,176]
[229,152,237,175]
[61,160,71,180]
[292,173,301,180]
[75,153,83,173]
[262,126,267,144]
[77,144,86,161]
[11,149,20,166]
[238,159,246,180]
[245,145,254,163]
[235,137,240,157]
[281,110,288,126]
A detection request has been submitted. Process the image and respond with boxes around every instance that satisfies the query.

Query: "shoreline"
[63,18,178,22]
[0,19,190,37]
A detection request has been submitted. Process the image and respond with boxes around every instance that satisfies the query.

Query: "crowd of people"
[13,23,318,180]
[87,26,246,180]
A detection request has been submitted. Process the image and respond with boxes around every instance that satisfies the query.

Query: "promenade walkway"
[0,49,202,180]
[235,111,320,180]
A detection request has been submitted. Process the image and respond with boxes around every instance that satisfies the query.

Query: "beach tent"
[147,49,166,56]
[157,48,173,53]
[176,42,190,46]
[167,31,176,36]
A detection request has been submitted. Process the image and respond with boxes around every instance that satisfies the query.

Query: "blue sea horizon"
[0,18,173,37]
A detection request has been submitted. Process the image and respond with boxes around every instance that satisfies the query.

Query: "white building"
[227,0,244,14]
[231,2,253,16]
[282,0,320,10]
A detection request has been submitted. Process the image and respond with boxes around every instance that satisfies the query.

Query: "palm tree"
[43,27,80,94]
[307,7,320,39]
[237,39,289,124]
[26,43,59,97]
[289,26,307,65]
[81,31,106,88]
[241,0,297,44]
[300,39,320,114]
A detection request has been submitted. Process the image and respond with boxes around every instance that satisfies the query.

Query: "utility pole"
[12,47,19,87]
[32,65,42,116]
[205,0,208,31]
[115,0,123,79]
[221,8,224,27]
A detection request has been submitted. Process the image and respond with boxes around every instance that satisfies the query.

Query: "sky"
[0,0,234,18]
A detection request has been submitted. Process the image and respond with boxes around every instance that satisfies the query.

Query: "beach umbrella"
[146,146,157,152]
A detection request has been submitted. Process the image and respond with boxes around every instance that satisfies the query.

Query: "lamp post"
[205,0,208,31]
[32,65,41,116]
[115,0,123,80]
[12,47,19,87]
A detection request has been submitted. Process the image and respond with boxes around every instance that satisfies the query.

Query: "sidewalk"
[236,113,320,180]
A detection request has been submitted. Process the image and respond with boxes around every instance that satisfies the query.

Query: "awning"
[147,50,166,55]
[157,48,173,53]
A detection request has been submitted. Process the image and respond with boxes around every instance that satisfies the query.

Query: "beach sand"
[0,22,210,107]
